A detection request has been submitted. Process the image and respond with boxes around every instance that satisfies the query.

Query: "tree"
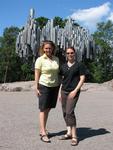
[21,63,34,81]
[2,26,20,49]
[91,20,113,82]
[53,16,67,28]
[35,17,49,29]
[0,26,21,83]
[35,16,67,29]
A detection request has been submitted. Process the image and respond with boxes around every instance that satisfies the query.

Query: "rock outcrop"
[0,80,113,92]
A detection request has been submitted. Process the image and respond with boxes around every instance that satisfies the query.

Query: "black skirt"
[38,84,59,111]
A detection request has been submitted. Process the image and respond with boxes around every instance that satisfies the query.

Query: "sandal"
[71,137,78,146]
[40,135,51,143]
[39,130,49,136]
[59,134,72,140]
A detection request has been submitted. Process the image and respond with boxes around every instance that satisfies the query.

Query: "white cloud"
[107,12,113,21]
[70,2,111,32]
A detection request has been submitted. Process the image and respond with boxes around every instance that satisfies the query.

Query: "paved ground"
[0,89,113,150]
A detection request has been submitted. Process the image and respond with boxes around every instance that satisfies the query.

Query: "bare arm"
[35,69,41,96]
[73,75,85,92]
[68,75,85,99]
[58,84,62,101]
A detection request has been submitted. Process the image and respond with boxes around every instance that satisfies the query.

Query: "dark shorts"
[38,84,59,111]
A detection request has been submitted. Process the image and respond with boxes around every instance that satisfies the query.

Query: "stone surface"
[0,80,113,92]
[0,88,113,150]
[0,81,35,92]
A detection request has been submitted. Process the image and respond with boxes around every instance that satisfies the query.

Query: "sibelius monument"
[16,8,95,63]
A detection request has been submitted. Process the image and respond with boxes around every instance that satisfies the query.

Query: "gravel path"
[0,89,113,150]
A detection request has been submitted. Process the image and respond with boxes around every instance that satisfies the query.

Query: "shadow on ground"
[49,127,110,141]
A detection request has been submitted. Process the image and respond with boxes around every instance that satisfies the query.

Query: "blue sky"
[0,0,113,36]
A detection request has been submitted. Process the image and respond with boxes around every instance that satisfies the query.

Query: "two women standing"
[35,41,86,146]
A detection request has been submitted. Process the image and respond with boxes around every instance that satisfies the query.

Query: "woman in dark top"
[59,47,86,146]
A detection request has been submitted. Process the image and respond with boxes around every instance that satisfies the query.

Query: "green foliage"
[1,19,113,83]
[0,26,35,83]
[53,16,67,28]
[35,17,49,29]
[0,26,21,83]
[0,50,22,83]
[94,20,113,46]
[86,61,104,83]
[91,20,113,83]
[35,16,67,29]
[21,63,34,81]
[2,26,20,50]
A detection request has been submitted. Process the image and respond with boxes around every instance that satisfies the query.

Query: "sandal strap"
[40,134,51,143]
[39,130,49,136]
[65,134,72,137]
[71,137,78,146]
[41,135,47,138]
[59,134,72,140]
[72,136,78,139]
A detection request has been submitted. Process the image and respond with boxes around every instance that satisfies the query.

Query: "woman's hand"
[68,90,77,100]
[35,88,41,97]
[58,95,62,101]
[58,85,62,101]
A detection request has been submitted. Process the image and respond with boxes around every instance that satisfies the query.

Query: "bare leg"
[39,108,51,135]
[71,126,78,146]
[71,126,77,138]
[67,126,72,135]
[44,108,51,131]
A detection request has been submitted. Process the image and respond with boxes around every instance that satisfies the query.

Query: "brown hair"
[66,46,75,53]
[39,40,56,55]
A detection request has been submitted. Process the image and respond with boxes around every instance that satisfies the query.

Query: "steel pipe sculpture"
[16,8,95,62]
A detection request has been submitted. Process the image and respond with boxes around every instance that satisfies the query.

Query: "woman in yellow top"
[35,40,60,143]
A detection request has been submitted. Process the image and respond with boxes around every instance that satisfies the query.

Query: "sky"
[0,0,113,36]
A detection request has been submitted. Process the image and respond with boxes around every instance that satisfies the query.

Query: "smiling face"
[41,41,55,58]
[66,47,75,62]
[43,43,53,58]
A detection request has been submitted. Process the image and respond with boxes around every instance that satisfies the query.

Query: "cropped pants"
[61,90,80,126]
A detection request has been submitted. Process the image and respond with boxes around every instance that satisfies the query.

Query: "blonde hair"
[39,40,56,55]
